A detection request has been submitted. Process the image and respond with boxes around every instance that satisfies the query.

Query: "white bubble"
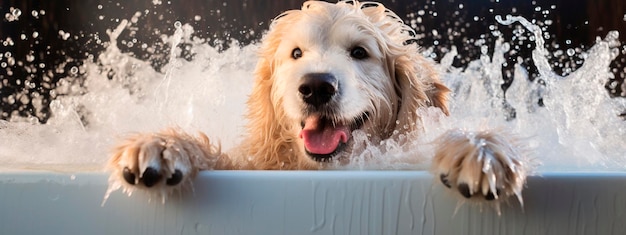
[174,21,182,28]
[566,48,575,56]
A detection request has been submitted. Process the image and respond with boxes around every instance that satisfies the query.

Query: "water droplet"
[31,10,38,18]
[481,45,489,54]
[70,66,79,74]
[566,48,575,56]
[174,21,182,28]
[58,30,70,40]
[12,8,21,18]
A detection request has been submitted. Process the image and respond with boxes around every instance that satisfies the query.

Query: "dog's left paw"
[432,129,530,205]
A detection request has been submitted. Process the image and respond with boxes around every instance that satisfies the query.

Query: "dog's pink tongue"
[299,116,350,155]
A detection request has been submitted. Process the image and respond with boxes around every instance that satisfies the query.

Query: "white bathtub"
[0,171,625,234]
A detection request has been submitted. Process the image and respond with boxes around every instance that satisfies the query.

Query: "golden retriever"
[107,0,529,204]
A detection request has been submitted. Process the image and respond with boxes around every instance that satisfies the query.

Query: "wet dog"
[107,0,529,204]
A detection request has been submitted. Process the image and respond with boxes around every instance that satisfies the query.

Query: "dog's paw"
[104,129,220,202]
[432,129,530,206]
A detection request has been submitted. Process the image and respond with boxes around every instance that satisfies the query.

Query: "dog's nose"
[298,73,338,107]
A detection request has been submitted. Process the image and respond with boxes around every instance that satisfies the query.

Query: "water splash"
[341,16,625,171]
[0,20,254,171]
[0,13,624,172]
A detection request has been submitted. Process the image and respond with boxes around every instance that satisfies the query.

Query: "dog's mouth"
[298,112,369,162]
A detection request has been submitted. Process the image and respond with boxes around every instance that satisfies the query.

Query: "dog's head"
[249,1,449,165]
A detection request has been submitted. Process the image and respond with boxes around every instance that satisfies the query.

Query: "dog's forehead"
[278,9,384,53]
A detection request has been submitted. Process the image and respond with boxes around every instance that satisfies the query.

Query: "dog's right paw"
[104,129,220,202]
[432,128,531,209]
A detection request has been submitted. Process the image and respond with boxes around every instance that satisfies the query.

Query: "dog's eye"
[350,46,368,60]
[292,48,303,59]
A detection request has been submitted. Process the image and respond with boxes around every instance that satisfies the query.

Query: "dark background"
[1,0,625,123]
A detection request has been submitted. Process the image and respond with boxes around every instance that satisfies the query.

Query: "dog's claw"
[457,183,472,198]
[485,189,500,201]
[142,167,161,187]
[166,170,184,186]
[122,167,136,185]
[440,174,451,188]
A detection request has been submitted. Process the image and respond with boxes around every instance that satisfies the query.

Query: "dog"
[106,0,529,204]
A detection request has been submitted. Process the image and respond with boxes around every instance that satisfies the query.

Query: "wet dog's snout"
[298,73,338,108]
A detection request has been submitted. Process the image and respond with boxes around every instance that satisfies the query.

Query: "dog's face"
[252,1,448,165]
[270,2,399,162]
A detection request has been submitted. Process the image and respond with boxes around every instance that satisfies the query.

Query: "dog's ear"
[242,24,300,168]
[245,37,280,151]
[392,53,450,131]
